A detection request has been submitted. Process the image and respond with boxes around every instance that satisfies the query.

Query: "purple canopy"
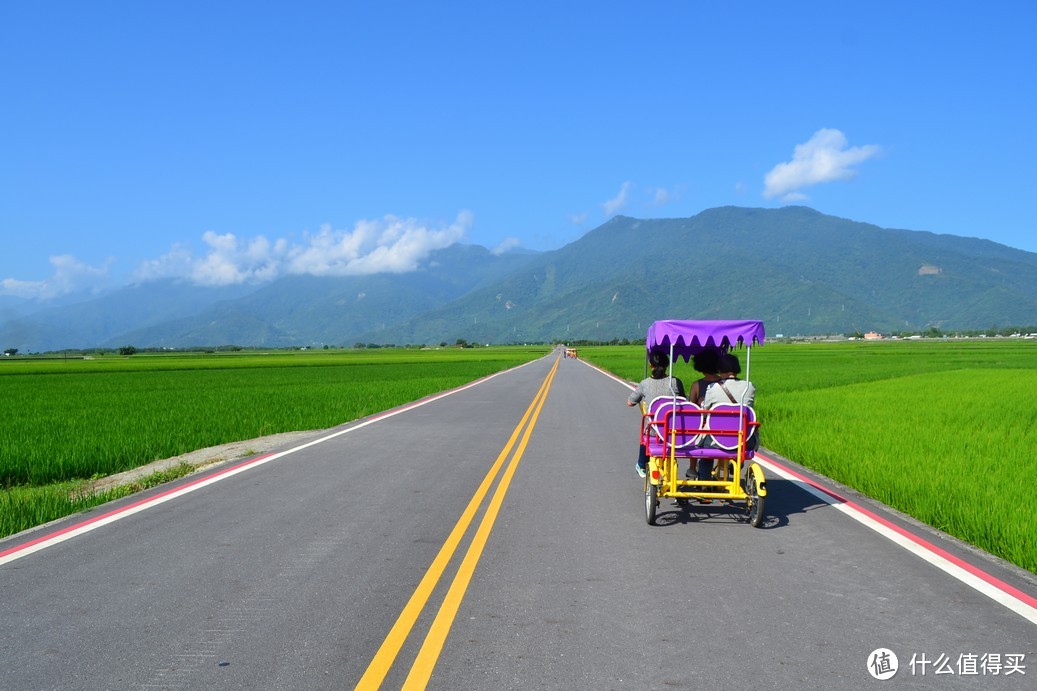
[646,319,765,362]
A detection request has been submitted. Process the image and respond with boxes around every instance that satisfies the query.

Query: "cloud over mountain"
[133,212,472,286]
[764,129,881,202]
[3,213,475,300]
[602,182,632,216]
[1,255,113,300]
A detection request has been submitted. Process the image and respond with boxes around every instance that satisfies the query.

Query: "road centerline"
[356,355,560,690]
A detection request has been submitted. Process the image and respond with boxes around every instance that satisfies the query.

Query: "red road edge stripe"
[0,451,275,560]
[756,451,1037,610]
[584,357,1037,613]
[1,358,544,562]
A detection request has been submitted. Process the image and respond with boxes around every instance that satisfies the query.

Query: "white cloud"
[602,181,632,216]
[133,212,472,286]
[492,237,520,255]
[132,243,194,282]
[763,129,881,201]
[567,212,588,225]
[1,255,112,300]
[651,187,670,205]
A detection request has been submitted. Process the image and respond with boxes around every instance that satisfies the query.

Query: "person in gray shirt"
[627,351,686,478]
[702,352,755,409]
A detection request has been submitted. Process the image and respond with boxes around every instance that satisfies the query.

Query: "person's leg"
[697,458,714,481]
[636,444,648,476]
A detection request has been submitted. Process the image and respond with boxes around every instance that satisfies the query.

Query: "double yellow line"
[356,355,560,690]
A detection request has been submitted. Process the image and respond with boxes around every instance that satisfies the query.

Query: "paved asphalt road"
[2,351,1035,690]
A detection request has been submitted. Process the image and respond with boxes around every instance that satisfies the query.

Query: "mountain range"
[4,206,1037,352]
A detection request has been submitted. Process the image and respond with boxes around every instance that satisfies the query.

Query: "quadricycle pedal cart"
[639,319,766,527]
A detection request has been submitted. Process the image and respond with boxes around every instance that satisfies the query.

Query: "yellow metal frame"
[644,408,766,508]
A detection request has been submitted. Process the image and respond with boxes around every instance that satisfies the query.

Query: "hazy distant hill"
[0,244,539,351]
[0,281,258,353]
[3,206,1036,351]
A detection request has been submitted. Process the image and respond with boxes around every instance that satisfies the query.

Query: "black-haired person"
[693,352,757,486]
[627,351,686,478]
[687,348,721,405]
[702,352,755,409]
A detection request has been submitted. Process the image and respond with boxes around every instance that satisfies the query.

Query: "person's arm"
[627,382,643,407]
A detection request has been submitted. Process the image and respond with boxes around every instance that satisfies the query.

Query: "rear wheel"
[644,474,658,525]
[745,471,765,528]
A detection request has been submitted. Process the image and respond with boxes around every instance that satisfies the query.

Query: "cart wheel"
[745,472,765,528]
[644,475,658,525]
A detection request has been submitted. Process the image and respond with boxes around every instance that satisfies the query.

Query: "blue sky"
[3,2,1035,300]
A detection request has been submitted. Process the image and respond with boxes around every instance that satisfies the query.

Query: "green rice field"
[4,339,1035,576]
[0,347,547,538]
[583,338,1037,574]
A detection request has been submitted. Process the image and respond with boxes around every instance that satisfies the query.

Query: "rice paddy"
[0,347,547,538]
[4,339,1035,575]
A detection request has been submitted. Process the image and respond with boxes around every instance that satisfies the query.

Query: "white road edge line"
[0,358,543,567]
[756,456,1037,627]
[580,355,1037,627]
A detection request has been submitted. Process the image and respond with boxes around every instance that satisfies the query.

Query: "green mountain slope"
[4,206,1035,351]
[361,207,1037,344]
